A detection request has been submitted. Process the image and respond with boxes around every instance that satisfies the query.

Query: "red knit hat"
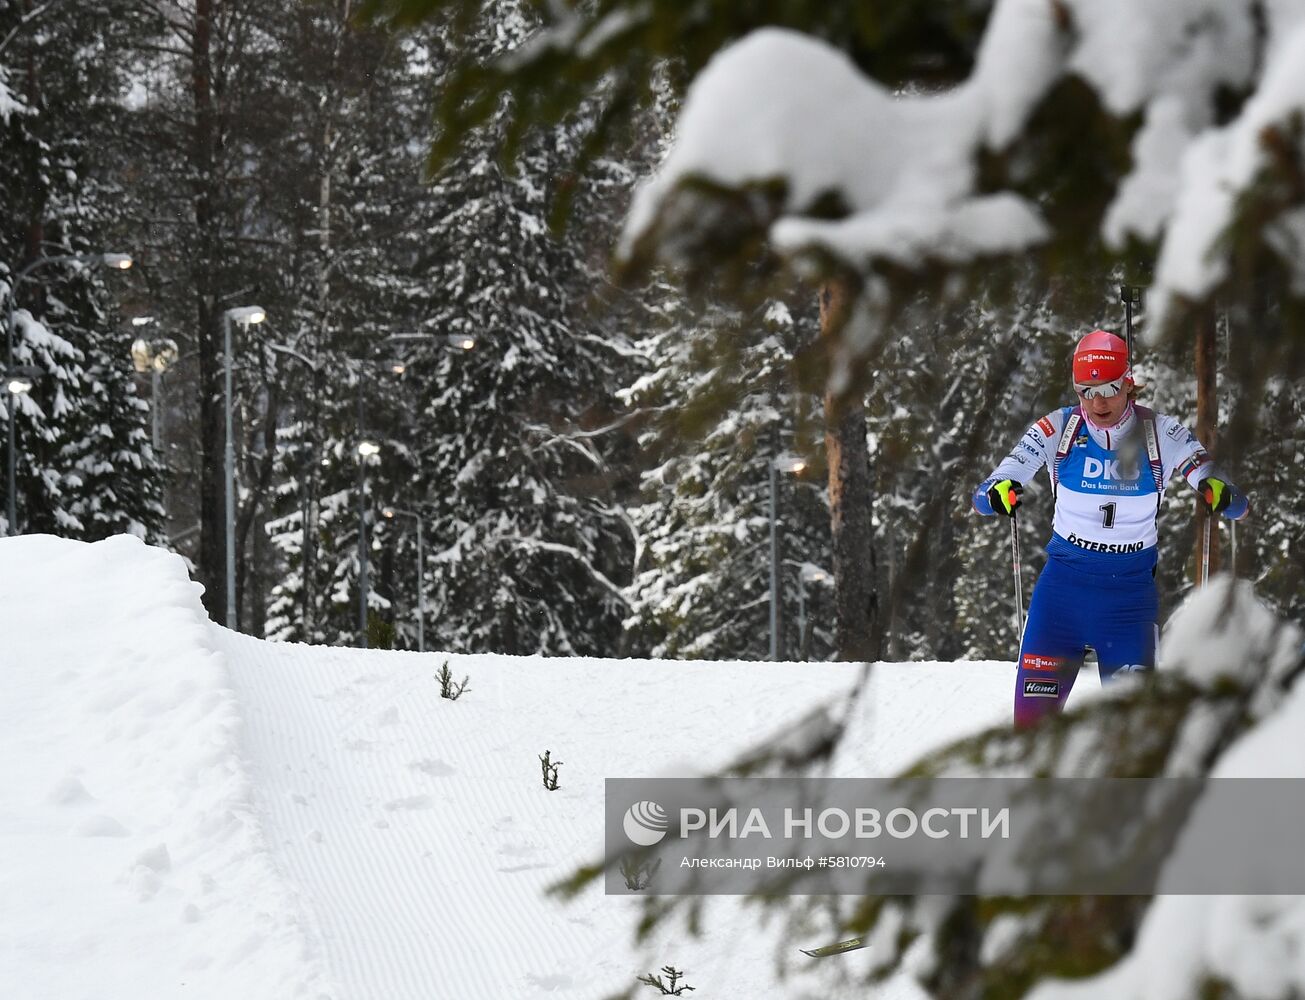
[1072,330,1131,383]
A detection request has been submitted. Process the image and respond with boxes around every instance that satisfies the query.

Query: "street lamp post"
[796,563,832,662]
[4,361,44,488]
[349,358,394,649]
[222,305,266,629]
[354,378,382,647]
[130,325,180,453]
[382,506,426,652]
[769,454,807,660]
[350,334,476,648]
[3,251,132,535]
[265,342,325,641]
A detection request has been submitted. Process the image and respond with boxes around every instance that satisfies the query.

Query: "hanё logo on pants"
[1023,678,1059,698]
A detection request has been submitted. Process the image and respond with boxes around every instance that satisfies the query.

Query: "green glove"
[1199,477,1231,513]
[987,480,1023,517]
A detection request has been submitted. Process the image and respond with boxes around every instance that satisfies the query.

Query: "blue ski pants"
[1014,547,1158,727]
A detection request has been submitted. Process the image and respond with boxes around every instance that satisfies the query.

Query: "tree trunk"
[820,279,880,662]
[249,498,268,639]
[381,535,396,643]
[302,365,322,640]
[9,0,47,532]
[236,380,280,634]
[1193,305,1220,583]
[192,0,226,624]
[300,0,350,640]
[22,0,44,266]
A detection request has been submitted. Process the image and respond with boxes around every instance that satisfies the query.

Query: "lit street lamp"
[4,363,44,482]
[3,250,132,535]
[222,304,266,629]
[130,330,180,452]
[5,365,41,396]
[382,506,427,652]
[381,332,476,353]
[368,334,474,381]
[769,453,806,661]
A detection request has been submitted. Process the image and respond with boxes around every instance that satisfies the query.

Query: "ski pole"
[1120,285,1144,361]
[1201,511,1212,585]
[1011,511,1024,640]
[1229,518,1237,578]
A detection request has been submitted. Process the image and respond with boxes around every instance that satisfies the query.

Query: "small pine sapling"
[620,855,661,891]
[637,966,695,995]
[539,750,563,790]
[436,660,471,700]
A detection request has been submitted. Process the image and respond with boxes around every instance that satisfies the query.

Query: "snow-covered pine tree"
[0,1,163,540]
[353,1,643,655]
[931,282,1066,661]
[258,1,636,652]
[1139,308,1305,630]
[94,0,286,624]
[620,283,832,661]
[258,4,432,644]
[869,290,1046,662]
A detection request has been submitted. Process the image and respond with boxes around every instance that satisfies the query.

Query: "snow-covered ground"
[2,534,1049,1000]
[0,535,332,1000]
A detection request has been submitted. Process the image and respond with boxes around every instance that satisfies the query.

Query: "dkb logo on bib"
[1083,457,1138,481]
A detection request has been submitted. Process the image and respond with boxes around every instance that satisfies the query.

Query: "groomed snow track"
[2,535,1016,1000]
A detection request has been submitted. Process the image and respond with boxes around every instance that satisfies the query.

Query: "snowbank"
[0,534,331,1000]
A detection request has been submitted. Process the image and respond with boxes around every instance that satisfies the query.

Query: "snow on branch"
[618,19,1061,274]
[1151,18,1305,316]
[496,535,630,604]
[619,0,1305,336]
[0,68,23,123]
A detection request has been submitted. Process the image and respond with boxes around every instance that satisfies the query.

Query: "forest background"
[2,0,1299,665]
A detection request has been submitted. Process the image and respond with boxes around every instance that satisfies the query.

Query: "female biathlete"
[973,330,1250,727]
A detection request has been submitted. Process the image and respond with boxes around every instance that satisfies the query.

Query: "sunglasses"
[1074,376,1127,399]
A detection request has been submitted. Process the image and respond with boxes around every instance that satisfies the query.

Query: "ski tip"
[801,936,866,958]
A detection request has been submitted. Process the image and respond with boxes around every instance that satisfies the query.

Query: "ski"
[800,936,867,959]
